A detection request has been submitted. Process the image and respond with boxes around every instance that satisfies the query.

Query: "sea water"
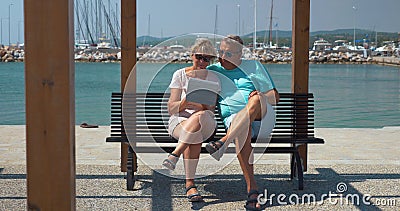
[0,62,399,128]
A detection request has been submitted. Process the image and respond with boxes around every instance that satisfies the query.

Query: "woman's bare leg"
[171,116,202,156]
[183,143,202,198]
[171,110,216,156]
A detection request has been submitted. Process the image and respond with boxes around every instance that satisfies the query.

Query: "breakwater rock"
[74,50,120,62]
[1,46,399,66]
[0,47,24,62]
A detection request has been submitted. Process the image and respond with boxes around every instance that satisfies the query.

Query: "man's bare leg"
[208,94,266,154]
[236,128,261,209]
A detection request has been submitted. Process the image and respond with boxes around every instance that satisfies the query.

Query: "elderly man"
[207,35,279,210]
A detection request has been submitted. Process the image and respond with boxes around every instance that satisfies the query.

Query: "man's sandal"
[185,185,204,202]
[205,140,225,161]
[244,190,267,211]
[162,153,179,170]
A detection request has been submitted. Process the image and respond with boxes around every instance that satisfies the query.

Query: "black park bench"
[106,92,324,190]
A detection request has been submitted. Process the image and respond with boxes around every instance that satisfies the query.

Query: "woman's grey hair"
[191,38,217,57]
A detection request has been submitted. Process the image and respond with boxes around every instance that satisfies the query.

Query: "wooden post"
[291,0,310,171]
[25,0,76,210]
[120,0,137,172]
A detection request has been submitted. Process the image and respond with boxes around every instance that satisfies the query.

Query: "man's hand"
[248,90,261,99]
[249,89,279,105]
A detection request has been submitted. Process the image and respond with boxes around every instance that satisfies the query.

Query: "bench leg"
[290,153,295,180]
[126,145,135,190]
[293,150,304,190]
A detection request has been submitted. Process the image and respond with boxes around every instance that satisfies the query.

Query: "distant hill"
[137,34,215,48]
[137,36,172,47]
[244,28,397,38]
[242,29,398,47]
[138,29,398,48]
[243,30,292,38]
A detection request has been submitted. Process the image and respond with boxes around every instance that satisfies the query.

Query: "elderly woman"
[162,38,220,202]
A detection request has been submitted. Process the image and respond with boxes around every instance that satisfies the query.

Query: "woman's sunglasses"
[195,54,212,62]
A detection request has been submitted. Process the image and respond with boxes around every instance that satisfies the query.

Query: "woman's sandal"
[205,140,225,161]
[244,190,267,211]
[185,185,204,202]
[162,153,179,170]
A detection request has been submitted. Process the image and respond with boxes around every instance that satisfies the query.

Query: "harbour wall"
[1,46,399,66]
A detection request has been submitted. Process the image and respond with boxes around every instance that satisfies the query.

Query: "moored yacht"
[312,39,332,51]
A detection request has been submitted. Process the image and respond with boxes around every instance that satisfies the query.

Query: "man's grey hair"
[221,34,243,51]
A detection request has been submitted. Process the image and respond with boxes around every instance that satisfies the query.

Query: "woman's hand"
[179,98,203,111]
[185,101,204,111]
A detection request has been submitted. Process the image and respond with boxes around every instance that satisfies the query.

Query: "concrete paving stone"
[0,125,399,210]
[0,164,399,210]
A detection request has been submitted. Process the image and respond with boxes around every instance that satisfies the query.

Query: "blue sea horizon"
[1,62,399,128]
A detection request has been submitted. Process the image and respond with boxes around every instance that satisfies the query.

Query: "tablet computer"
[186,77,220,105]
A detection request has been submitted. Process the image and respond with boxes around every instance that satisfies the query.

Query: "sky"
[1,0,399,45]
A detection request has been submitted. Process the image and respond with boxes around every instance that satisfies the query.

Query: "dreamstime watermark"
[257,182,397,207]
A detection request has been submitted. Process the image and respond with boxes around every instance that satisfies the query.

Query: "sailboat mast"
[276,23,278,47]
[98,0,103,40]
[75,0,85,43]
[95,0,98,42]
[115,2,121,43]
[101,1,119,47]
[213,5,218,45]
[268,0,274,47]
[253,0,256,52]
[108,0,111,40]
[142,14,150,47]
[82,0,95,45]
[147,14,151,38]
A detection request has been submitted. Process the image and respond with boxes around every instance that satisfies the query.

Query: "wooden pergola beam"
[292,0,310,171]
[120,0,137,172]
[25,0,76,209]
